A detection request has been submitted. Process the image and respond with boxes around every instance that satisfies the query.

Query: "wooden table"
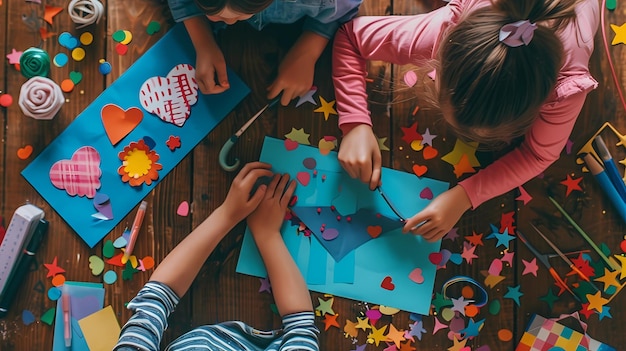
[1,0,625,350]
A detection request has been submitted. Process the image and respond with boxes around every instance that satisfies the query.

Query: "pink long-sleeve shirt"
[332,0,599,209]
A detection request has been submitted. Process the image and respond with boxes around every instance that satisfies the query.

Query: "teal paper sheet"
[21,24,250,247]
[236,137,449,314]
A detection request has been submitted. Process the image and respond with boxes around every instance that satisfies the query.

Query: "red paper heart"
[422,145,438,160]
[419,187,433,200]
[17,145,33,160]
[412,164,428,177]
[297,171,310,186]
[367,225,383,238]
[284,139,299,151]
[101,104,143,145]
[381,276,395,290]
[429,252,443,265]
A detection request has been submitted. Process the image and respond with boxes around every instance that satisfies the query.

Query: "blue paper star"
[492,227,516,249]
[598,305,613,320]
[485,223,500,240]
[258,277,271,293]
[407,320,426,341]
[504,285,523,306]
[460,318,484,339]
[296,87,318,107]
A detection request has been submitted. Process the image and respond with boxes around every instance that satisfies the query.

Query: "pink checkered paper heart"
[139,64,198,127]
[49,146,102,198]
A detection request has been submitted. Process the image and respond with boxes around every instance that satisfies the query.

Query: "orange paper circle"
[498,329,513,342]
[60,79,75,93]
[461,285,474,299]
[51,274,66,287]
[141,256,155,270]
[464,304,479,318]
[80,32,94,45]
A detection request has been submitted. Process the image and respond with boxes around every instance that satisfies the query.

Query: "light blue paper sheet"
[21,24,250,247]
[236,137,449,314]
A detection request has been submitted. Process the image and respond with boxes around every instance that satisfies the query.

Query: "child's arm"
[267,31,328,106]
[182,16,230,94]
[247,174,313,316]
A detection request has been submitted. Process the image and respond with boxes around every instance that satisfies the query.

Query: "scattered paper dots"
[115,43,128,55]
[80,32,94,45]
[21,310,36,325]
[61,79,75,93]
[99,59,112,75]
[0,93,13,107]
[53,53,69,67]
[103,270,117,284]
[51,274,66,286]
[497,329,513,342]
[72,47,86,61]
[47,286,62,300]
[177,201,189,216]
[147,21,161,35]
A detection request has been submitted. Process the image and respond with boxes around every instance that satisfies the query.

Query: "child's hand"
[221,162,273,223]
[338,124,382,190]
[247,173,296,236]
[194,38,230,94]
[267,50,316,106]
[402,185,472,241]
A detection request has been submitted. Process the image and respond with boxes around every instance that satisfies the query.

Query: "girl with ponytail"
[333,0,599,241]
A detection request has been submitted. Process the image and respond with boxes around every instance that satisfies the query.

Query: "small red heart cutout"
[17,145,33,160]
[412,164,428,177]
[284,139,299,151]
[367,225,383,238]
[422,145,438,160]
[381,276,395,290]
[429,252,443,265]
[419,187,433,200]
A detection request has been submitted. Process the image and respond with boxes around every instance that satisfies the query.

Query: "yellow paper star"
[313,96,337,121]
[447,335,468,351]
[594,267,622,292]
[585,291,609,313]
[385,324,405,348]
[613,255,626,280]
[377,136,390,151]
[355,317,371,331]
[315,297,335,315]
[441,139,480,167]
[367,324,387,346]
[343,319,359,338]
[611,23,626,45]
[285,127,311,145]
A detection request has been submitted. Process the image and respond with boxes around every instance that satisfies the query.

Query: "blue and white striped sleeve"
[279,312,320,351]
[113,281,180,351]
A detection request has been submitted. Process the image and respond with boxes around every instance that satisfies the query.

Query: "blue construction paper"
[21,24,250,248]
[236,137,450,314]
[333,250,355,283]
[53,282,105,351]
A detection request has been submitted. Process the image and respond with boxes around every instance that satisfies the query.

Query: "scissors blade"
[234,95,281,137]
[516,230,551,268]
[376,186,406,221]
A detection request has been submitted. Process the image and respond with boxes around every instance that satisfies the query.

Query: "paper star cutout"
[344,319,359,338]
[554,276,570,296]
[613,255,626,279]
[432,317,448,334]
[516,185,532,205]
[447,335,468,351]
[500,211,515,233]
[560,174,583,197]
[313,96,337,120]
[401,122,421,145]
[399,341,416,351]
[598,305,612,320]
[420,128,437,146]
[593,267,620,292]
[43,257,66,278]
[258,277,271,293]
[368,324,388,346]
[431,292,453,312]
[522,257,539,276]
[571,253,595,278]
[441,139,480,167]
[504,285,523,306]
[355,317,371,331]
[405,320,426,341]
[44,5,63,25]
[296,86,317,107]
[377,136,390,151]
[451,296,469,315]
[611,23,626,45]
[539,288,559,309]
[6,49,22,65]
[452,154,476,178]
[461,242,478,264]
[501,250,515,266]
[460,318,484,339]
[586,291,609,313]
[465,231,484,246]
[492,228,516,249]
[579,302,596,319]
[383,343,398,351]
[323,313,340,330]
[316,297,335,315]
[285,127,311,145]
[443,227,459,241]
[386,324,405,347]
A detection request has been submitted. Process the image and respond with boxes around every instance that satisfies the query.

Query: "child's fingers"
[265,174,281,199]
[267,83,282,100]
[281,180,297,207]
[237,162,271,179]
[275,173,291,199]
[248,184,267,206]
[369,152,382,191]
[214,62,230,89]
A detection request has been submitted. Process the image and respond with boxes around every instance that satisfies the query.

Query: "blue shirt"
[114,281,320,351]
[167,0,362,39]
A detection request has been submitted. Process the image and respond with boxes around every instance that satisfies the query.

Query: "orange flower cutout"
[117,140,163,186]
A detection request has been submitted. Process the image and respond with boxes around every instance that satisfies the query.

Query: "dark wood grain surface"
[1,0,625,350]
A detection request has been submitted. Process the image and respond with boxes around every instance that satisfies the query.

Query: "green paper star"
[539,288,559,309]
[316,297,335,315]
[431,292,452,312]
[377,136,390,151]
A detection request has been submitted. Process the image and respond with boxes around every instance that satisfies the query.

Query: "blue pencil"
[594,135,626,204]
[583,153,626,224]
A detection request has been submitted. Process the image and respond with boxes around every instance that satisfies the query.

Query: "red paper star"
[465,231,484,246]
[500,211,515,233]
[43,257,66,278]
[323,313,340,331]
[166,135,181,151]
[516,185,532,205]
[570,253,595,278]
[560,174,583,197]
[401,122,422,145]
[44,5,63,25]
[579,302,596,319]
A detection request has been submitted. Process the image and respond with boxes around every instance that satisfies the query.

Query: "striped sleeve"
[279,312,320,351]
[113,281,180,351]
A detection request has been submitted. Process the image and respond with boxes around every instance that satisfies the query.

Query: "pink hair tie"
[499,20,537,47]
[18,76,65,120]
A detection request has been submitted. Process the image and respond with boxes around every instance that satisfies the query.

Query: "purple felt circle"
[322,228,339,241]
[303,157,317,170]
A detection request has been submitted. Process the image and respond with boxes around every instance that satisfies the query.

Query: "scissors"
[376,186,427,229]
[517,229,582,301]
[219,95,281,172]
